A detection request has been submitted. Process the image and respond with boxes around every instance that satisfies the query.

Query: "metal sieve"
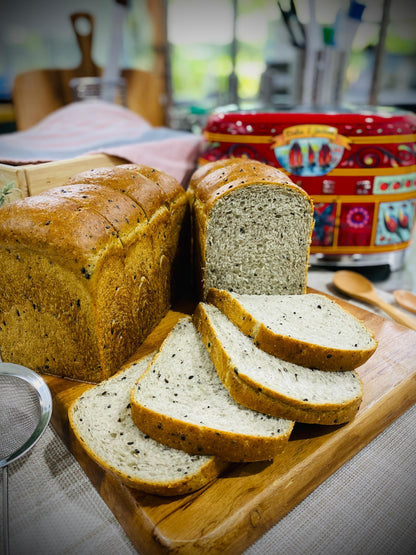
[0,362,52,555]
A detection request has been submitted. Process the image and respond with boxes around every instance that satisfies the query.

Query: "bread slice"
[206,289,377,371]
[69,353,228,496]
[193,303,364,425]
[188,159,314,298]
[130,318,294,462]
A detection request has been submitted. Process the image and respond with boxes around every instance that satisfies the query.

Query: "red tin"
[199,106,416,269]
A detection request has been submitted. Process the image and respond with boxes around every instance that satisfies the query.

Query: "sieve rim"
[0,362,52,468]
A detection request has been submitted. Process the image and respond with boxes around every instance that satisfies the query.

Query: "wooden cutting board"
[43,297,416,555]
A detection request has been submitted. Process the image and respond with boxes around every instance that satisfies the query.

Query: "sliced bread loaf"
[0,164,187,381]
[69,353,228,496]
[188,159,314,298]
[193,303,364,425]
[130,318,294,462]
[206,289,377,371]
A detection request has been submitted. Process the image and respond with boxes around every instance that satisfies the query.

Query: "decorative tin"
[199,106,416,269]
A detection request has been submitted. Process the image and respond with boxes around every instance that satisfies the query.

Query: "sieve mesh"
[0,375,41,461]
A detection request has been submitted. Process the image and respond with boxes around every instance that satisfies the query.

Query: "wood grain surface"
[43,298,416,555]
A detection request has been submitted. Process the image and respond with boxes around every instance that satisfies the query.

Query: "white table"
[3,243,416,555]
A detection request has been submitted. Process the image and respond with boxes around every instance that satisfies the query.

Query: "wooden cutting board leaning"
[12,12,166,130]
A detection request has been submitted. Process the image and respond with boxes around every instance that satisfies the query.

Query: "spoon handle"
[372,296,416,331]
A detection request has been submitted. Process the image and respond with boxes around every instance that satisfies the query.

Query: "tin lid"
[204,104,416,138]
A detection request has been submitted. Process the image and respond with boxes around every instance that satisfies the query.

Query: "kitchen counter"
[2,240,416,555]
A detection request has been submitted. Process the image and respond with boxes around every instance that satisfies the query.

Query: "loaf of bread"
[130,317,294,462]
[188,159,314,298]
[0,164,187,382]
[69,353,227,496]
[194,303,363,425]
[206,289,377,371]
[66,163,190,318]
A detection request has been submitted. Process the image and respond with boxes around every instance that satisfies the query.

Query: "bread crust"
[130,316,293,463]
[68,355,228,496]
[188,158,239,192]
[191,158,312,213]
[193,303,363,425]
[0,164,187,381]
[206,288,378,371]
[188,159,314,299]
[130,399,292,463]
[67,165,166,219]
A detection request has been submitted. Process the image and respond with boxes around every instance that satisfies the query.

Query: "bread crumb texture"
[199,303,363,407]
[205,186,312,296]
[226,292,376,350]
[70,354,224,494]
[135,319,291,435]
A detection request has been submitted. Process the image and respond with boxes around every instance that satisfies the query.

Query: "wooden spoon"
[332,270,416,331]
[394,289,416,314]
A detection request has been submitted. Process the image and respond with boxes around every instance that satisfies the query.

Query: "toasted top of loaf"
[44,183,147,248]
[130,317,294,462]
[69,353,227,496]
[0,164,185,278]
[188,158,239,192]
[193,303,363,425]
[67,163,184,219]
[188,158,313,213]
[0,192,121,275]
[206,289,377,371]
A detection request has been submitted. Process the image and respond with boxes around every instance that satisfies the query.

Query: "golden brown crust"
[67,163,185,219]
[69,402,227,496]
[188,158,238,192]
[122,163,184,204]
[193,303,363,425]
[0,164,187,382]
[190,158,312,213]
[67,165,164,219]
[130,400,291,463]
[0,194,120,273]
[44,184,147,244]
[206,288,378,371]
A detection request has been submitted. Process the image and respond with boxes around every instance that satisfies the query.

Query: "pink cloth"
[0,100,202,185]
